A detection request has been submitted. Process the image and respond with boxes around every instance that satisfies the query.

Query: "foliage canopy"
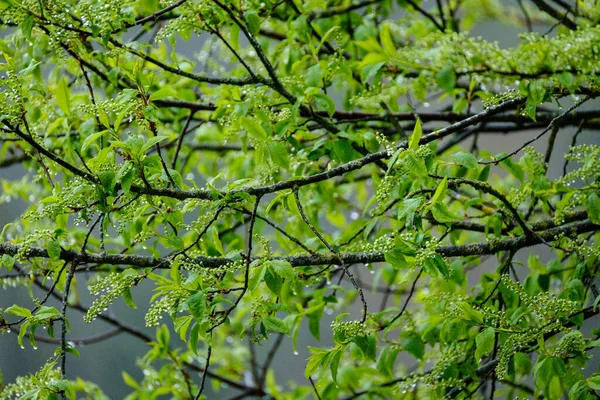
[0,0,600,399]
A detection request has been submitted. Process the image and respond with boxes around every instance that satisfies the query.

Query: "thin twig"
[481,98,590,166]
[308,377,323,400]
[194,345,212,400]
[293,188,368,323]
[384,269,423,328]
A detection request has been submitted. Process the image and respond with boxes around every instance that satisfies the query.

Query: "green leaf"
[402,151,428,178]
[569,381,595,400]
[452,97,469,114]
[330,347,343,382]
[306,64,322,88]
[269,260,295,281]
[332,139,359,163]
[435,66,456,94]
[248,262,266,292]
[313,93,336,116]
[386,147,403,169]
[5,304,31,317]
[377,347,400,378]
[122,372,140,389]
[262,316,289,334]
[305,347,328,379]
[267,141,289,169]
[244,10,260,35]
[47,240,61,261]
[36,306,60,319]
[360,61,386,84]
[453,151,478,169]
[479,165,490,181]
[534,356,566,389]
[308,313,321,341]
[56,76,71,115]
[122,287,137,309]
[140,135,169,154]
[475,327,495,362]
[586,193,600,224]
[98,170,116,192]
[513,352,531,376]
[409,118,422,150]
[397,197,425,222]
[291,15,310,39]
[500,155,525,182]
[353,334,376,361]
[21,16,34,39]
[150,88,177,101]
[230,23,240,50]
[264,269,283,296]
[431,203,460,223]
[457,302,484,325]
[186,292,206,319]
[588,374,600,390]
[81,130,108,152]
[431,176,448,205]
[380,23,397,58]
[428,253,450,279]
[65,345,81,358]
[120,168,135,194]
[18,59,41,77]
[404,334,424,360]
[2,254,15,270]
[242,117,268,140]
[265,191,291,216]
[558,71,575,92]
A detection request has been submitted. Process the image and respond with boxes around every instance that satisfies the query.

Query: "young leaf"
[403,334,425,360]
[409,118,422,150]
[269,260,295,281]
[306,64,322,88]
[436,66,456,94]
[5,304,31,317]
[453,151,478,169]
[500,155,525,182]
[47,240,61,261]
[150,88,177,101]
[586,193,600,224]
[330,347,344,381]
[244,10,260,35]
[380,23,397,58]
[56,76,71,115]
[263,316,290,334]
[431,176,448,205]
[313,93,336,116]
[431,203,460,223]
[186,292,206,319]
[81,130,108,152]
[122,287,137,309]
[140,135,169,154]
[475,327,495,363]
[305,348,328,379]
[242,117,268,140]
[267,141,290,169]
